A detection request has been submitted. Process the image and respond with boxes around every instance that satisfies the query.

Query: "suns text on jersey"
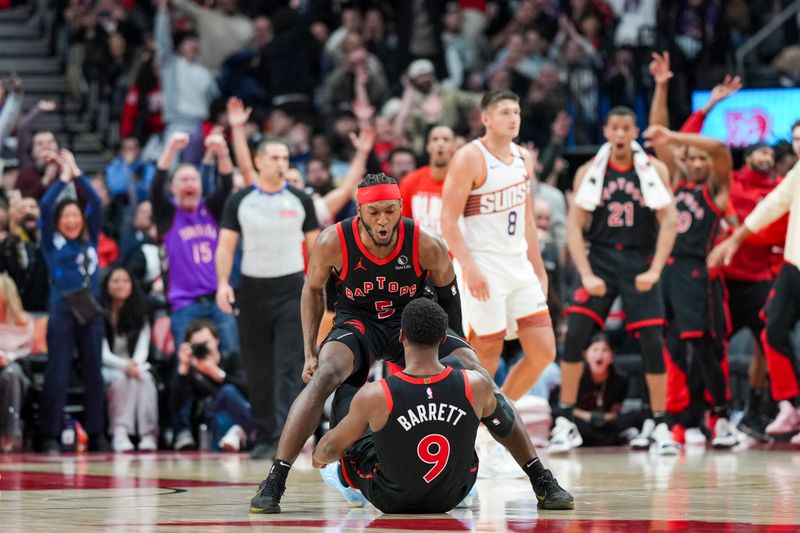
[397,403,468,431]
[479,181,529,214]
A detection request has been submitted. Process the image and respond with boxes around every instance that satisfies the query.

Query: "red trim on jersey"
[378,379,393,413]
[339,457,357,489]
[607,159,634,173]
[565,305,605,328]
[412,222,422,276]
[626,318,667,331]
[352,217,406,265]
[461,369,473,404]
[395,365,453,385]
[335,222,348,279]
[679,330,705,340]
[702,183,724,217]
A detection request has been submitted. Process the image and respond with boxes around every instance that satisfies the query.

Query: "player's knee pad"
[480,393,516,438]
[638,326,665,374]
[563,313,599,363]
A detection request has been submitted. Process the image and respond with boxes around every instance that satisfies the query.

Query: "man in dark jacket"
[0,196,49,312]
[171,319,252,452]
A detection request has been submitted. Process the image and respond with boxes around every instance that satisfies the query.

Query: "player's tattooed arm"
[312,383,387,468]
[301,226,342,382]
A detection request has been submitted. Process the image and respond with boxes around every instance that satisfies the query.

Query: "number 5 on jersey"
[417,434,451,483]
[375,300,395,319]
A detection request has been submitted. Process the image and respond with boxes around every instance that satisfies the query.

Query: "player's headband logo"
[357,184,401,205]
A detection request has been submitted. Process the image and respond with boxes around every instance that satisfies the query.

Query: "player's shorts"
[662,257,711,339]
[567,245,665,331]
[709,272,731,354]
[725,278,771,336]
[321,313,472,386]
[462,252,550,339]
[338,433,478,513]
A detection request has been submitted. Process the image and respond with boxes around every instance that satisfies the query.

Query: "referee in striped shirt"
[216,139,319,459]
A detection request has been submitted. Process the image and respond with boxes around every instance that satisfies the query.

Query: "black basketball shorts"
[321,313,472,385]
[567,245,665,332]
[662,257,712,339]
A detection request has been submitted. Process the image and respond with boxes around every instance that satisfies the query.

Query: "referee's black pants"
[236,273,305,445]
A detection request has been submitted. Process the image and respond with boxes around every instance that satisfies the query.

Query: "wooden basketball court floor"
[1,446,799,532]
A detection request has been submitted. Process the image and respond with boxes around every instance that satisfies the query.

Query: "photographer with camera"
[171,319,252,452]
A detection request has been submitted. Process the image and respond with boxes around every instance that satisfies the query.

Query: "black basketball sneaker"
[250,474,285,514]
[531,469,574,510]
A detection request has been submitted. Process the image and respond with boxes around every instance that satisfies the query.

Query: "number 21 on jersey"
[417,434,451,483]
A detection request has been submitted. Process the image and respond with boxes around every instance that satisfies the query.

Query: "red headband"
[357,184,401,205]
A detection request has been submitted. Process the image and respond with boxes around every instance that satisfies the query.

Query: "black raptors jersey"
[672,181,722,259]
[372,367,479,512]
[333,216,428,321]
[586,163,659,249]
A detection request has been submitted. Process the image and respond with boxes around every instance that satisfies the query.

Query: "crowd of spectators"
[0,0,798,453]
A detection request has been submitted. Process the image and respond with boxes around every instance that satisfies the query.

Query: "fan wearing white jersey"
[441,90,555,401]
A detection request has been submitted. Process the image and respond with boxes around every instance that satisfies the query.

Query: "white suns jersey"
[463,139,531,256]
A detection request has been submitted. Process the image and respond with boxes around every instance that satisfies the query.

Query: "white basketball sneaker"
[652,422,680,456]
[548,416,583,454]
[711,418,738,449]
[629,419,655,450]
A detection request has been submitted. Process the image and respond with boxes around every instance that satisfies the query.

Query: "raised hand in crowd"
[709,75,742,105]
[227,97,256,184]
[204,132,232,173]
[648,52,673,85]
[157,132,191,170]
[226,97,251,128]
[700,75,742,115]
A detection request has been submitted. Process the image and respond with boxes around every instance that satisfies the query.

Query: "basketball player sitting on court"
[311,298,572,512]
[249,173,572,514]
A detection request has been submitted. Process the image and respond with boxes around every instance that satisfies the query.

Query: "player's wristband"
[435,277,464,337]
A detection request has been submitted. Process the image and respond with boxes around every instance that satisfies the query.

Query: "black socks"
[711,404,731,419]
[653,412,667,426]
[523,457,546,480]
[269,459,292,484]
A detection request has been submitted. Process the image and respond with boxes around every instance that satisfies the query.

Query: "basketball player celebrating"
[710,161,800,445]
[313,299,550,513]
[400,125,457,238]
[441,90,555,402]
[249,173,573,513]
[644,123,737,448]
[550,107,679,455]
